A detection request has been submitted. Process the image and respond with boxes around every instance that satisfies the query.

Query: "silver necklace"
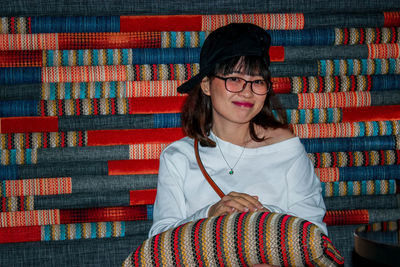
[215,137,246,175]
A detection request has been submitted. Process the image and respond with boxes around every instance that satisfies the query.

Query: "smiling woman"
[147,23,337,266]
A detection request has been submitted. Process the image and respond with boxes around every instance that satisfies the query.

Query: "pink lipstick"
[232,101,254,108]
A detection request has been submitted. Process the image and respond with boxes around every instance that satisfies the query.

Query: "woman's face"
[201,70,267,128]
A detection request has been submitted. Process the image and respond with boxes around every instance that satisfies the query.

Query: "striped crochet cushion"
[122,212,344,267]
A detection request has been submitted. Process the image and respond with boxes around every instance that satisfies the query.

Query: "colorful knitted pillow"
[122,212,344,267]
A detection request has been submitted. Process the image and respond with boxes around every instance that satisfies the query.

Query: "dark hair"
[181,55,288,147]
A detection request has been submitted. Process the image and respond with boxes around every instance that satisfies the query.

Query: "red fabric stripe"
[108,159,159,175]
[269,46,284,62]
[120,15,202,32]
[173,225,183,266]
[0,226,41,243]
[59,206,147,224]
[301,222,313,267]
[384,12,400,27]
[236,213,247,266]
[87,128,185,146]
[0,117,58,134]
[194,219,205,267]
[271,77,291,94]
[258,212,268,263]
[323,210,369,225]
[342,105,400,122]
[130,189,157,205]
[0,50,42,67]
[153,234,160,267]
[280,215,290,266]
[128,96,186,114]
[215,216,224,266]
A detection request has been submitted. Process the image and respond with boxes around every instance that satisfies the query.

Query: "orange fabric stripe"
[0,117,58,134]
[120,15,202,32]
[108,159,159,175]
[130,189,157,205]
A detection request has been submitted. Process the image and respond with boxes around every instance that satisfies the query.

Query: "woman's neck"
[211,123,251,147]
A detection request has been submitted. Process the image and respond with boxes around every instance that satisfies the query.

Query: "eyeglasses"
[213,75,270,95]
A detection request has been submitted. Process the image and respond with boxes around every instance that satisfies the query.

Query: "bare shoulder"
[253,126,295,147]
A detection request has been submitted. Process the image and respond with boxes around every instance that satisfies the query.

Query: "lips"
[232,101,254,108]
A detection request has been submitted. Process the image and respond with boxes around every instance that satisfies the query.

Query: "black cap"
[177,23,271,94]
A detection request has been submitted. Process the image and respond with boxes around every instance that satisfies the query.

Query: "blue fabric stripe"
[339,165,400,181]
[147,205,153,220]
[95,83,102,98]
[121,49,129,65]
[171,32,177,48]
[109,82,116,98]
[26,149,32,164]
[49,83,57,100]
[76,223,82,239]
[184,32,191,47]
[361,181,367,195]
[0,100,38,117]
[0,166,18,180]
[0,68,41,85]
[77,50,84,66]
[107,49,113,65]
[333,182,339,196]
[359,122,366,137]
[312,109,319,123]
[375,59,382,75]
[31,16,120,33]
[10,150,16,165]
[375,180,381,195]
[388,59,396,74]
[320,60,326,76]
[299,109,306,124]
[121,221,125,237]
[389,180,395,194]
[347,59,353,76]
[92,49,99,66]
[348,181,353,195]
[153,113,181,128]
[106,222,112,237]
[333,59,340,76]
[62,50,68,66]
[361,59,368,75]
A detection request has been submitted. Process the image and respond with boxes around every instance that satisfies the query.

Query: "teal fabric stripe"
[76,223,82,239]
[299,109,306,123]
[334,59,340,76]
[62,50,69,66]
[107,49,113,65]
[49,83,56,100]
[109,82,116,98]
[375,59,382,75]
[361,59,368,75]
[387,121,393,135]
[91,223,97,238]
[321,183,325,196]
[79,83,86,99]
[348,59,353,75]
[43,225,51,241]
[106,222,112,237]
[359,122,366,137]
[320,60,326,76]
[95,82,102,98]
[361,181,367,195]
[375,180,381,195]
[184,32,191,47]
[372,121,378,136]
[348,181,353,195]
[121,221,125,237]
[1,182,6,197]
[64,83,71,100]
[47,50,54,68]
[327,108,333,123]
[122,49,129,65]
[285,110,291,123]
[389,180,395,194]
[60,224,66,240]
[26,148,31,164]
[10,150,16,165]
[313,108,319,123]
[388,59,396,74]
[333,182,339,196]
[77,50,84,66]
[92,49,99,65]
[199,31,206,46]
[171,32,177,48]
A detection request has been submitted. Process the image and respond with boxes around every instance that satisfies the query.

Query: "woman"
[149,23,327,238]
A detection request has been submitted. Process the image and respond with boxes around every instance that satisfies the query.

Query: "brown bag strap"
[194,139,225,198]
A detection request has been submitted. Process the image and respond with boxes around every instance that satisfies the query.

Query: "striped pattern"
[308,150,400,168]
[335,27,400,45]
[319,58,400,76]
[0,177,72,197]
[292,121,400,138]
[41,221,125,241]
[322,180,397,197]
[123,212,344,267]
[0,209,60,227]
[1,195,34,211]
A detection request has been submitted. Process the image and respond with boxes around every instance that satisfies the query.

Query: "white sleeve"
[148,148,211,238]
[285,151,328,235]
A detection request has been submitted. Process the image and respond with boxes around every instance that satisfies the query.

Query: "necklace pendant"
[229,170,234,175]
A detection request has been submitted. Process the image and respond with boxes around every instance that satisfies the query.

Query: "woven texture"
[123,212,344,267]
[0,5,400,267]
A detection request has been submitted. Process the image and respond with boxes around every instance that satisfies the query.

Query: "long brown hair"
[181,55,288,147]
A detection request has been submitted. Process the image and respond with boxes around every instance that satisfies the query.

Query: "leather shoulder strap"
[194,139,225,198]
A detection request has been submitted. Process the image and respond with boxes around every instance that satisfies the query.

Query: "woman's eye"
[254,80,266,85]
[227,77,240,82]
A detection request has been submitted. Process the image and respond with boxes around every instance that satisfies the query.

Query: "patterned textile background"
[0,1,400,266]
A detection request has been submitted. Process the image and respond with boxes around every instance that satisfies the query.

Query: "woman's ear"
[200,76,211,96]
